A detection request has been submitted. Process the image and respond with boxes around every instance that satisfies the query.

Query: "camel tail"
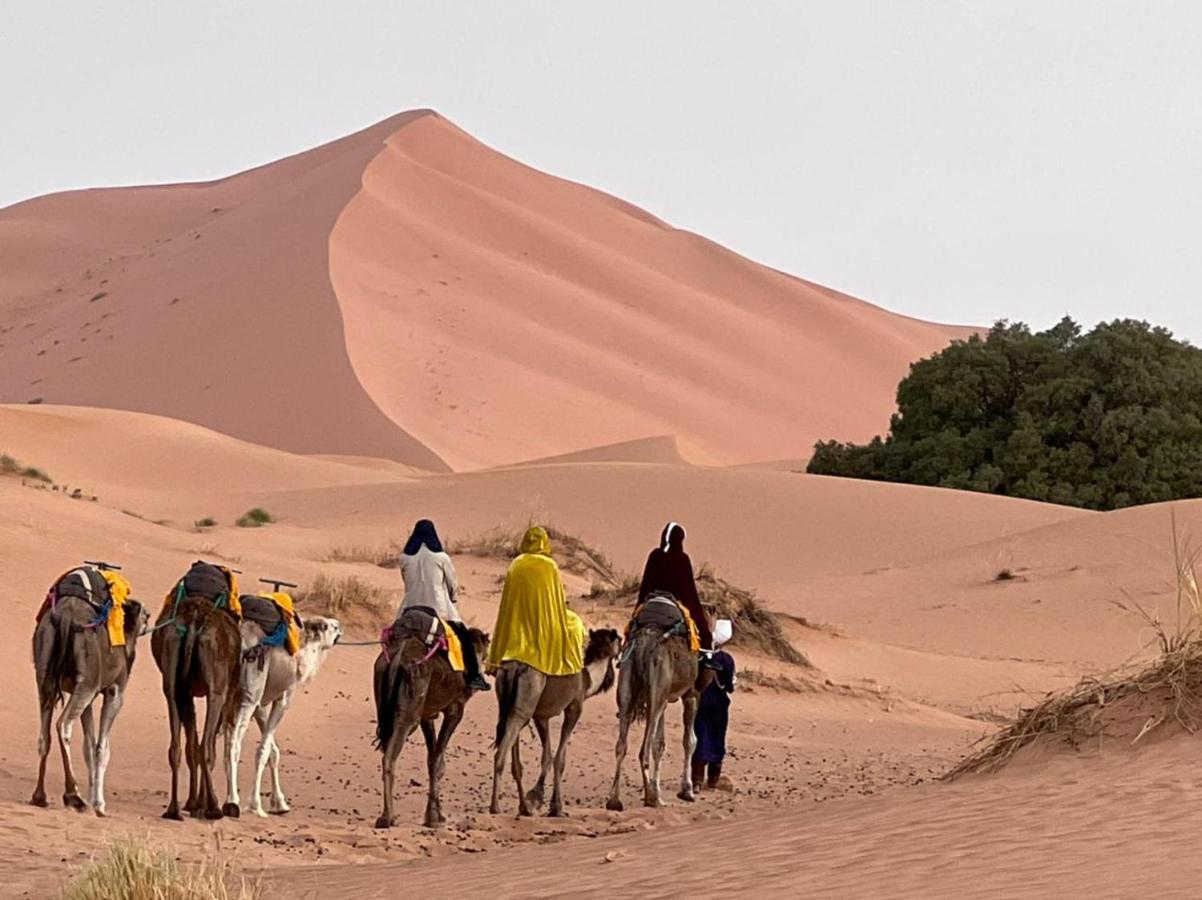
[374,654,405,752]
[624,632,656,722]
[33,617,69,712]
[175,623,199,729]
[493,665,520,747]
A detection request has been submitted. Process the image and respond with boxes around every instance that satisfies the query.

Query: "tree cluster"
[807,318,1202,510]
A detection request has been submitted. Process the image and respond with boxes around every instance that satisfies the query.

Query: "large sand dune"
[1,109,970,472]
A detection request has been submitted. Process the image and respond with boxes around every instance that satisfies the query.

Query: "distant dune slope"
[330,112,973,469]
[2,108,969,471]
[0,112,446,470]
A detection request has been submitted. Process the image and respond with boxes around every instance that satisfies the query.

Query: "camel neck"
[583,657,612,698]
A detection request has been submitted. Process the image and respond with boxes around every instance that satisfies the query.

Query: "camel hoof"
[374,816,394,829]
[203,807,224,821]
[605,799,624,812]
[29,796,49,809]
[677,790,696,803]
[94,807,108,818]
[643,799,664,809]
[162,808,183,821]
[546,808,568,818]
[63,794,87,812]
[488,803,501,815]
[518,806,533,818]
[423,815,443,829]
[251,807,268,818]
[222,802,241,819]
[525,790,545,809]
[269,806,291,816]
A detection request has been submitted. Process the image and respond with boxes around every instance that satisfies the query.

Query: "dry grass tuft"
[451,525,620,583]
[739,668,811,693]
[1,451,52,483]
[322,543,401,569]
[295,573,389,618]
[61,837,261,900]
[946,512,1202,779]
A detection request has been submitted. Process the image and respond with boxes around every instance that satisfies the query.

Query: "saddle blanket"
[630,593,701,652]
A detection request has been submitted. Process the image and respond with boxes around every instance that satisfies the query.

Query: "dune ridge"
[3,109,969,472]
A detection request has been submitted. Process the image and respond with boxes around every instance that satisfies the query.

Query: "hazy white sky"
[3,2,1200,339]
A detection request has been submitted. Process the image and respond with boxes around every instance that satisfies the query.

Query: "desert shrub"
[194,517,218,529]
[235,507,274,528]
[61,837,260,899]
[452,524,619,583]
[323,543,400,568]
[295,573,387,617]
[808,318,1202,510]
[1,451,52,483]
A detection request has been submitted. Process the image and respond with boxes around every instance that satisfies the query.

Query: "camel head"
[584,627,622,696]
[122,600,150,667]
[296,616,342,685]
[463,626,490,660]
[302,616,343,650]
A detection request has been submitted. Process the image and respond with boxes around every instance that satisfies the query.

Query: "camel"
[151,593,242,820]
[606,615,710,811]
[30,596,149,816]
[373,613,490,829]
[223,615,342,817]
[490,627,621,817]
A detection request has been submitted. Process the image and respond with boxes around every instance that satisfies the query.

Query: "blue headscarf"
[403,519,444,555]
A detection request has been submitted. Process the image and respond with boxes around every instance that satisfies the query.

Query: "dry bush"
[1,451,52,483]
[322,543,400,568]
[947,512,1202,779]
[62,837,260,900]
[235,507,274,528]
[451,524,620,583]
[295,573,388,618]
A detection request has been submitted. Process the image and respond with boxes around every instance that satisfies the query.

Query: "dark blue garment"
[693,650,736,764]
[403,519,444,555]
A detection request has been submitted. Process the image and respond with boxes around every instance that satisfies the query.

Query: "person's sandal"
[468,675,492,692]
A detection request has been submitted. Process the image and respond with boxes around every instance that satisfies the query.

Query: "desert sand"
[1,404,1197,898]
[1,111,1192,899]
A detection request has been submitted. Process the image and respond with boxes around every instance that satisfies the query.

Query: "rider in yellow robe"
[487,526,584,676]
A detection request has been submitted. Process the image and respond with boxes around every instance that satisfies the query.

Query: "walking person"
[692,619,736,790]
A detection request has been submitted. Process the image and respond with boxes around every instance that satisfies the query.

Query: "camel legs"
[420,706,462,828]
[196,689,227,819]
[677,691,699,802]
[223,698,257,817]
[90,686,124,816]
[376,715,419,829]
[163,687,184,819]
[251,697,291,817]
[525,717,553,811]
[548,702,582,817]
[491,711,534,817]
[605,708,634,812]
[642,701,670,808]
[80,706,97,809]
[30,691,54,807]
[56,687,94,811]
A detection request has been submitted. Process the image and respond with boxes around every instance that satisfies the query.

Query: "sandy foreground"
[1,405,1199,897]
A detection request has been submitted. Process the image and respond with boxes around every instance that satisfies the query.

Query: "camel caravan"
[29,520,735,827]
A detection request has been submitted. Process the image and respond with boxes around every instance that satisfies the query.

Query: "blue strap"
[258,621,289,648]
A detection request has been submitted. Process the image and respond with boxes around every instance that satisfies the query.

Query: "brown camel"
[224,615,342,817]
[30,597,149,816]
[373,616,490,829]
[151,594,243,820]
[606,620,709,810]
[490,627,621,817]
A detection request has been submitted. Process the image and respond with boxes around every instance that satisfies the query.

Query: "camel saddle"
[389,606,464,672]
[634,592,685,630]
[54,567,111,611]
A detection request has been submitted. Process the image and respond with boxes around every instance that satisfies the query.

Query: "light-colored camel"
[373,624,490,829]
[606,625,708,810]
[490,627,621,817]
[151,594,242,820]
[30,597,149,816]
[224,616,342,817]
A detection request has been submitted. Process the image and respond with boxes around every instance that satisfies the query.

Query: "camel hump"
[182,562,232,600]
[54,566,110,610]
[240,594,283,633]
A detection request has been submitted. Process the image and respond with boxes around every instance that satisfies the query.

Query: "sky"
[3,2,1200,339]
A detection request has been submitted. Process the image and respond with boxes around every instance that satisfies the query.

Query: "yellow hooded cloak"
[487,526,584,676]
